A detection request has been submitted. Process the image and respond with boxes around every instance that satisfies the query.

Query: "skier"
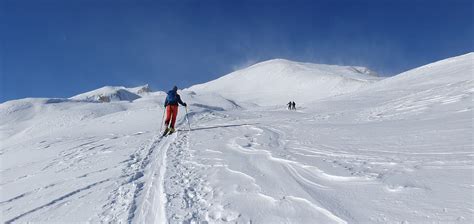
[292,101,296,110]
[163,86,187,136]
[287,101,292,110]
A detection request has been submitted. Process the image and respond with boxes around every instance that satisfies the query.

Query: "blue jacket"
[164,89,186,107]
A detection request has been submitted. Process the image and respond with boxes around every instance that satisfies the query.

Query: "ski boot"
[162,127,170,137]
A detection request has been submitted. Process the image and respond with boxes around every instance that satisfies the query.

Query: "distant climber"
[163,86,187,135]
[287,101,292,110]
[292,101,296,110]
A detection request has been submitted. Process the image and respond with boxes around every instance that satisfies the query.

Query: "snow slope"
[317,52,474,122]
[188,59,381,106]
[1,53,472,223]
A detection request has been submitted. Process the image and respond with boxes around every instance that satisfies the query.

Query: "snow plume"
[231,58,260,72]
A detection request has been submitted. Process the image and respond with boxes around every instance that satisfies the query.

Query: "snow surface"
[188,59,381,106]
[1,54,473,223]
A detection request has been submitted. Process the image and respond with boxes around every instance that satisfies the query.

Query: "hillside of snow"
[317,52,474,122]
[1,53,473,223]
[188,59,381,106]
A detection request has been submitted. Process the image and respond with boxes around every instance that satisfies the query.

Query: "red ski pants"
[165,105,179,128]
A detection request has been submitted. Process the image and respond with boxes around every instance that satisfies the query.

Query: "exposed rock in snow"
[128,84,152,95]
[70,86,142,102]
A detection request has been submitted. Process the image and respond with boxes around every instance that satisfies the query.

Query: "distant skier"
[292,101,296,110]
[163,86,187,135]
[287,101,292,110]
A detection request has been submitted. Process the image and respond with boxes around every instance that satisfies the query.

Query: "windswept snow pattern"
[1,53,473,223]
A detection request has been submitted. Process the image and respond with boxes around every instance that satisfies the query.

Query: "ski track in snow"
[101,132,177,223]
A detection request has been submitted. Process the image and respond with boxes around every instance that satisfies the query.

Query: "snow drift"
[188,59,381,106]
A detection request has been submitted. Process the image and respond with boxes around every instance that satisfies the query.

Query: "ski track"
[101,133,176,223]
[132,133,176,224]
[165,130,209,223]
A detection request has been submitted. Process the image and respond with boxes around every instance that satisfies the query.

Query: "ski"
[162,128,178,137]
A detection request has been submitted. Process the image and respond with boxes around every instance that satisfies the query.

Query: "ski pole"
[185,106,191,131]
[160,106,166,133]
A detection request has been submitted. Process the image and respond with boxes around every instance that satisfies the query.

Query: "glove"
[183,103,187,107]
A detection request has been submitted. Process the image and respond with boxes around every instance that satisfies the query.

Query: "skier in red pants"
[163,86,187,135]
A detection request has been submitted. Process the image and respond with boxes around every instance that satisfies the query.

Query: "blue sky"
[1,0,473,102]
